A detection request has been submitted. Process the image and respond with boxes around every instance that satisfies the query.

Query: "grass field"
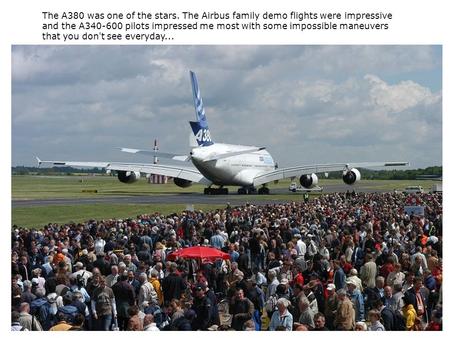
[11,175,436,229]
[12,203,225,228]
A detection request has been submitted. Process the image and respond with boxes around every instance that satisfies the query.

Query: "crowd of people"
[11,191,442,331]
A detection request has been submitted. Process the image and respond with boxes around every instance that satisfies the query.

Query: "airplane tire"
[238,188,246,195]
[204,188,211,195]
[258,187,270,195]
[247,187,257,194]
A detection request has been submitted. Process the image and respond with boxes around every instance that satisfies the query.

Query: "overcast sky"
[12,45,442,169]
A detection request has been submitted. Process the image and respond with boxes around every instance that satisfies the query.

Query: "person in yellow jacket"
[149,269,164,305]
[403,293,418,330]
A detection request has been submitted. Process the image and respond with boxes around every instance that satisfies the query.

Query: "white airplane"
[37,71,408,195]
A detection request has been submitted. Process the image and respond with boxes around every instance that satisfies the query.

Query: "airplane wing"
[36,157,211,185]
[253,161,409,186]
[119,148,190,162]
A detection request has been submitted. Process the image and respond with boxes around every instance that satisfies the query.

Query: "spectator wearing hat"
[269,298,293,331]
[346,269,363,292]
[334,289,355,330]
[324,284,338,329]
[32,268,46,290]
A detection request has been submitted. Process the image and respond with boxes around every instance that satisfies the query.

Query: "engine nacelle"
[343,168,361,185]
[117,170,140,184]
[173,177,192,188]
[299,173,319,189]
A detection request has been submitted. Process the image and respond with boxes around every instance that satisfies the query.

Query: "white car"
[289,182,298,192]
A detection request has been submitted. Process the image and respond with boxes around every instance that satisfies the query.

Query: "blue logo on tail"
[189,71,214,146]
[190,71,207,123]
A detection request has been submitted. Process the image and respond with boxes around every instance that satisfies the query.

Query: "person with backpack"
[11,311,27,331]
[58,292,80,324]
[18,302,43,331]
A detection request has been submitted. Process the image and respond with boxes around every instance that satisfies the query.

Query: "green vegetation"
[12,203,225,229]
[326,166,442,180]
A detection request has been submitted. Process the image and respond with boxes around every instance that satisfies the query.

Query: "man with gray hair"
[21,280,36,305]
[269,298,293,331]
[138,272,158,309]
[297,297,315,329]
[266,269,280,301]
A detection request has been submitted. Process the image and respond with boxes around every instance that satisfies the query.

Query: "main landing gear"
[204,187,229,195]
[237,186,270,195]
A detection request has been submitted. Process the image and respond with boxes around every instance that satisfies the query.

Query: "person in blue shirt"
[347,280,365,321]
[269,298,293,331]
[333,260,346,291]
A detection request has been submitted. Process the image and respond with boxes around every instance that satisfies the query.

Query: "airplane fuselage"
[191,143,275,186]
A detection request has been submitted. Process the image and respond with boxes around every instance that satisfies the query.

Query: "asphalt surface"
[12,181,392,208]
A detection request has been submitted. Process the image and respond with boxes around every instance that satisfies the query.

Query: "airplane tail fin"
[189,71,214,147]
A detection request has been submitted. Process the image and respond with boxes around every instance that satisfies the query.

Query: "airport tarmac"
[12,181,393,208]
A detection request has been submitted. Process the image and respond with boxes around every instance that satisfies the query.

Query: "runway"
[12,181,393,208]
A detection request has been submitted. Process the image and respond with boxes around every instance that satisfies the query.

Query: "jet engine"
[343,168,361,185]
[174,177,192,188]
[299,173,319,189]
[117,170,140,183]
